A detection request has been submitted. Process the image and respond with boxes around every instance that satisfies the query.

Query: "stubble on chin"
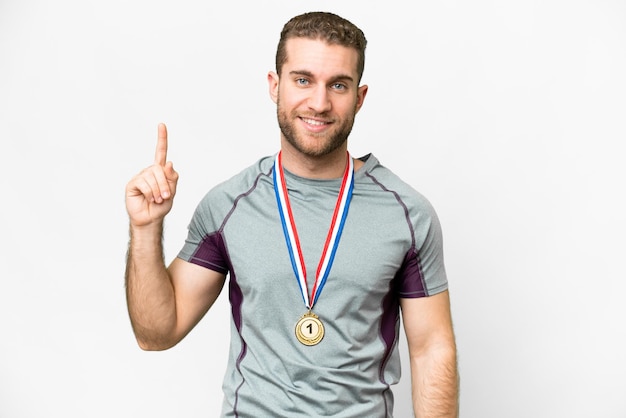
[276,104,356,159]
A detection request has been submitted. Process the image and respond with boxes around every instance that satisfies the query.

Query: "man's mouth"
[300,117,330,127]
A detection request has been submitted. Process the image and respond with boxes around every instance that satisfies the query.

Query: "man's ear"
[355,84,368,114]
[268,71,279,104]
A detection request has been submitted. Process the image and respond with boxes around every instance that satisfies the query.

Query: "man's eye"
[296,78,309,85]
[331,83,347,90]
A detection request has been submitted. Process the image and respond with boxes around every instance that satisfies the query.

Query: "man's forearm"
[411,345,459,417]
[125,222,177,350]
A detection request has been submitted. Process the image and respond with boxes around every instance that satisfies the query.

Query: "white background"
[1,1,625,417]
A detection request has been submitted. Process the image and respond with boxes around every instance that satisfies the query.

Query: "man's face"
[268,37,368,158]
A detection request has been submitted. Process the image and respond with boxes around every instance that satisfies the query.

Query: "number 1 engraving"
[295,312,324,346]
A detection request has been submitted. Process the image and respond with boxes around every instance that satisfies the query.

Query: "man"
[125,11,458,417]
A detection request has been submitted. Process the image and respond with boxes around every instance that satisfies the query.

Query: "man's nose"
[307,85,332,113]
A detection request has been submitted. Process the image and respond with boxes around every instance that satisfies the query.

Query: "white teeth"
[302,118,327,126]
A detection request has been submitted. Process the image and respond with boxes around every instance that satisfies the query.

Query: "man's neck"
[279,141,362,179]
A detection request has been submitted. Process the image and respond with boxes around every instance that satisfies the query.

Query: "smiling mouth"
[300,117,330,126]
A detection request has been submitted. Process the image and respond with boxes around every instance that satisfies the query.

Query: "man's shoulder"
[358,153,438,214]
[189,155,275,224]
[207,154,275,196]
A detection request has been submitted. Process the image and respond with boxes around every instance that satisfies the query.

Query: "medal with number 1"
[273,151,354,346]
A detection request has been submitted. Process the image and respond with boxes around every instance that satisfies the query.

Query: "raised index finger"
[154,123,168,166]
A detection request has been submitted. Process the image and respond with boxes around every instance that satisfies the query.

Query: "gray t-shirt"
[178,153,448,417]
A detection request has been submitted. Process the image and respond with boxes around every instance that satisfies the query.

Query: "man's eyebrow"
[289,70,355,83]
[289,70,314,78]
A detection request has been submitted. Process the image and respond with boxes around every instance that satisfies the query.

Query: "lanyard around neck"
[273,151,355,310]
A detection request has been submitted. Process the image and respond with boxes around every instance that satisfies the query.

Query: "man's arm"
[125,230,226,350]
[401,290,459,417]
[125,123,226,350]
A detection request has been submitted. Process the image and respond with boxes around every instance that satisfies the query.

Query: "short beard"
[277,96,356,158]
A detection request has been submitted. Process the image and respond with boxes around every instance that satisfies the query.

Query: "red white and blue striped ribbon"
[273,151,354,310]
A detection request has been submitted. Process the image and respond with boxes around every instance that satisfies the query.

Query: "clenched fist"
[125,123,179,227]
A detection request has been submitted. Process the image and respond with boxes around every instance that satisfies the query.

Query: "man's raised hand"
[125,123,179,228]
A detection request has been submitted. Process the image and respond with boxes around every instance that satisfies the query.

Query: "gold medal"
[275,152,354,347]
[295,311,325,346]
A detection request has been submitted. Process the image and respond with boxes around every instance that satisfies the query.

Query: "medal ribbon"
[273,151,354,310]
